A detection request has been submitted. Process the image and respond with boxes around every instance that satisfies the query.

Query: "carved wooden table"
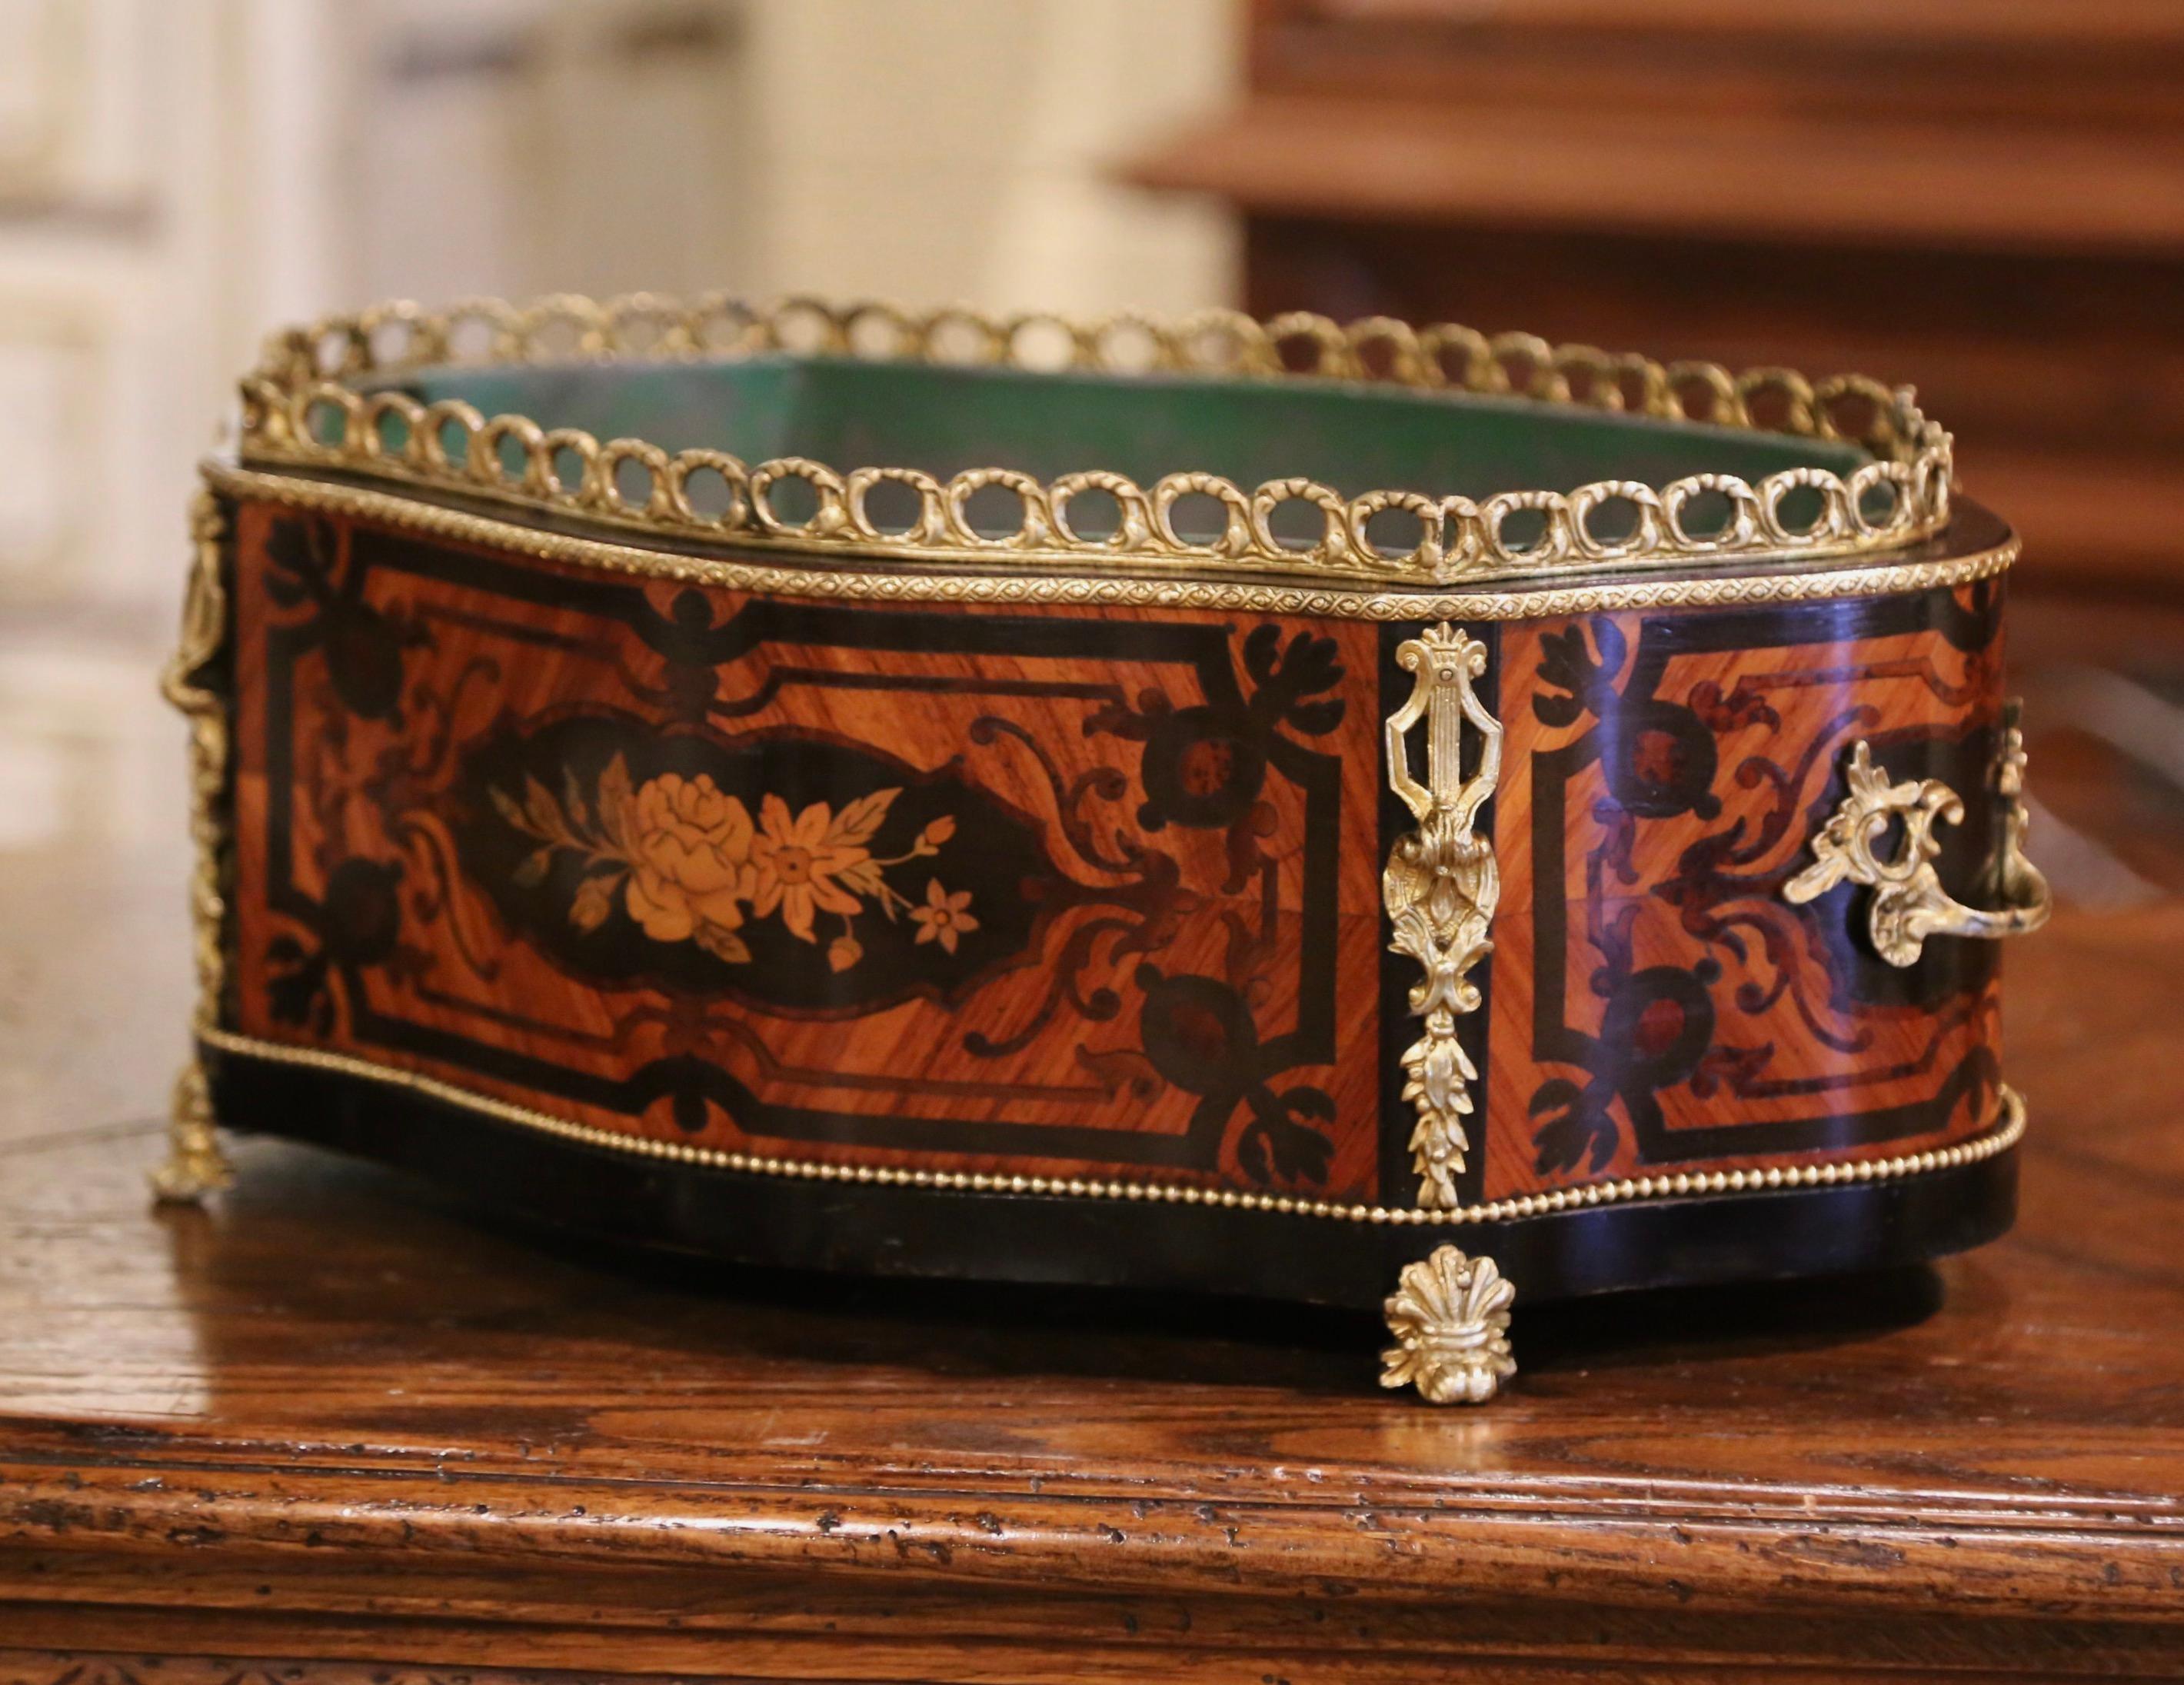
[1,902,2180,1680]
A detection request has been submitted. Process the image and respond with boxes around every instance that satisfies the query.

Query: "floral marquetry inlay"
[453,719,1037,1014]
[227,502,1371,1197]
[491,760,965,975]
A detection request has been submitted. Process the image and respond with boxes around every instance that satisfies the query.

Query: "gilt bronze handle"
[1784,703,2052,967]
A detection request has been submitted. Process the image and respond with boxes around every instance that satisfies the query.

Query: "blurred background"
[2,0,2180,1134]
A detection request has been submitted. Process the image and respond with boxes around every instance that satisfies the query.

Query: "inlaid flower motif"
[910,879,980,954]
[749,791,890,943]
[488,754,964,974]
[625,774,756,947]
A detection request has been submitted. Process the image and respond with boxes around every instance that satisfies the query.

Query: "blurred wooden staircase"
[1127,0,2184,602]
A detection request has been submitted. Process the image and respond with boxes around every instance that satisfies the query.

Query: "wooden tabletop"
[3,615,2183,1679]
[0,907,2176,1676]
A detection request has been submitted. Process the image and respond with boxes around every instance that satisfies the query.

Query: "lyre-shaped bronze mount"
[1382,624,1502,1210]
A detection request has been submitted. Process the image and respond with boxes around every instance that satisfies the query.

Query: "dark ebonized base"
[209,1046,2018,1314]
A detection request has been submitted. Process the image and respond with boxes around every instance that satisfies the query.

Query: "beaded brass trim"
[202,460,2017,624]
[197,1024,2026,1229]
[238,294,1953,584]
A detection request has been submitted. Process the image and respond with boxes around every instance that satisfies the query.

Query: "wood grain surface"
[218,497,2019,1257]
[221,500,1383,1203]
[0,898,2179,1673]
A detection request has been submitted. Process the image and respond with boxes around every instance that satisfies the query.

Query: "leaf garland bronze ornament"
[1783,717,2051,967]
[152,490,236,1203]
[490,758,964,974]
[1380,1244,1516,1404]
[1383,624,1502,1209]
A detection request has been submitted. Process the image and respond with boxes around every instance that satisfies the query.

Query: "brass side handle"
[1783,705,2052,967]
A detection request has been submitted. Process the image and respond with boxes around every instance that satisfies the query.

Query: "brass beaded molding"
[236,292,1956,585]
[201,461,2016,624]
[198,1024,2024,1228]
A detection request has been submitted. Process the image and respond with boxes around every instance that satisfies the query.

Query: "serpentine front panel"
[215,497,2013,1218]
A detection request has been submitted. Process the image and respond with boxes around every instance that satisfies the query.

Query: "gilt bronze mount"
[1786,707,2052,967]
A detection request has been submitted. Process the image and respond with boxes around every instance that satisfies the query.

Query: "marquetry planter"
[161,295,2047,1402]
